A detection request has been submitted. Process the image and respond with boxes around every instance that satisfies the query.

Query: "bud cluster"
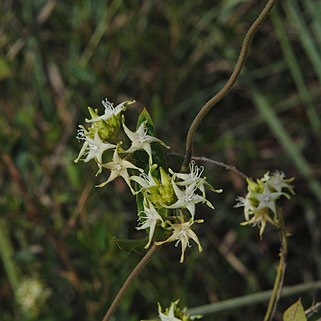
[156,300,201,321]
[235,171,295,237]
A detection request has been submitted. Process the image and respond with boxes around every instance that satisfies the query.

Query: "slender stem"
[263,211,288,321]
[101,243,159,321]
[181,0,278,171]
[170,152,248,179]
[188,281,321,316]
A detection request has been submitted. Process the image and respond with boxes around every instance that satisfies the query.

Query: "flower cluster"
[75,98,221,262]
[16,278,51,317]
[156,300,201,321]
[141,300,201,321]
[235,171,294,237]
[132,160,222,262]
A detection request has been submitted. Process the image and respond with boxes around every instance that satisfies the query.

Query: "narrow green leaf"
[135,108,168,216]
[271,9,321,136]
[136,108,167,170]
[283,299,307,321]
[136,188,144,215]
[246,83,321,203]
[284,0,321,84]
[0,219,19,297]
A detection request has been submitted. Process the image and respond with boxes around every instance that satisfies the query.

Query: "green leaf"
[136,108,167,170]
[112,237,148,254]
[283,299,307,321]
[136,188,144,215]
[134,108,168,215]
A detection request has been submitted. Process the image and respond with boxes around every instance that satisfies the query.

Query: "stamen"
[138,127,148,142]
[76,128,86,141]
[140,173,149,180]
[189,160,195,173]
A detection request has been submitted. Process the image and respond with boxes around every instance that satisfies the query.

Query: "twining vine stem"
[101,0,278,320]
[181,0,278,172]
[102,243,159,321]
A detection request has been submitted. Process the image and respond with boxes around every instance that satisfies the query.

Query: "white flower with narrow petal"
[171,161,223,198]
[252,183,283,215]
[157,220,203,263]
[158,301,182,321]
[173,160,204,186]
[241,208,276,239]
[136,199,163,249]
[74,127,116,174]
[123,120,169,161]
[263,171,295,194]
[165,181,213,220]
[97,148,143,193]
[130,169,158,193]
[234,195,255,221]
[236,172,295,238]
[85,98,134,123]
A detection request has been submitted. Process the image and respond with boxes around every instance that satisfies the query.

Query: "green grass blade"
[0,219,19,297]
[284,0,321,84]
[247,84,321,202]
[271,8,321,136]
[305,0,321,45]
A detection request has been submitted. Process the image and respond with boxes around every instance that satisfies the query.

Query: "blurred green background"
[1,0,321,320]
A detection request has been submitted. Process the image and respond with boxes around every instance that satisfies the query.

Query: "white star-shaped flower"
[234,194,255,221]
[165,181,213,220]
[173,160,204,186]
[241,208,276,239]
[263,171,294,194]
[158,301,182,321]
[252,183,283,215]
[136,199,163,248]
[130,165,158,193]
[171,161,222,197]
[74,127,116,174]
[157,220,203,263]
[122,120,169,162]
[97,148,143,193]
[85,98,134,123]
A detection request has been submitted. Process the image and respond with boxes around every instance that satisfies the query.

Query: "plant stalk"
[263,212,288,321]
[101,243,159,321]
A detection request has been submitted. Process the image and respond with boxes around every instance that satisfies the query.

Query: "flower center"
[138,129,148,143]
[263,195,271,202]
[175,228,191,247]
[184,187,197,203]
